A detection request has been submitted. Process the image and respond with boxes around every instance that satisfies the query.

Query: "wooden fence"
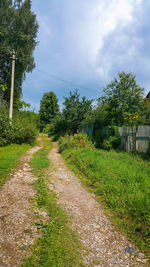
[118,126,150,153]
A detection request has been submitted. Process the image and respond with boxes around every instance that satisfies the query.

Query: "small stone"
[138,253,145,258]
[142,259,147,264]
[125,246,137,254]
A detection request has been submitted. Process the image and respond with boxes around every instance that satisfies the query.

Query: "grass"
[23,135,84,267]
[0,144,30,186]
[62,147,150,258]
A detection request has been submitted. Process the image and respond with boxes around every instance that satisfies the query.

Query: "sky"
[22,0,150,111]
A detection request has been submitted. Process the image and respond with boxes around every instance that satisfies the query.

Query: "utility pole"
[9,50,16,121]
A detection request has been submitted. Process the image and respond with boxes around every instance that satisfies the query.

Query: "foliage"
[43,123,54,135]
[41,90,93,139]
[101,130,120,150]
[0,109,38,146]
[141,98,150,125]
[63,147,150,256]
[43,114,68,141]
[96,126,120,150]
[92,104,110,148]
[0,84,7,109]
[63,90,93,134]
[0,0,38,106]
[24,135,83,266]
[58,133,94,153]
[92,107,121,149]
[0,83,7,93]
[99,72,145,126]
[39,91,60,131]
[0,143,30,186]
[91,72,148,149]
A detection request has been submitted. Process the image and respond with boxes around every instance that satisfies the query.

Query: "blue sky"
[22,0,150,111]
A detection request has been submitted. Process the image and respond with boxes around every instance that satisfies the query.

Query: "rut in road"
[0,144,46,267]
[48,143,148,267]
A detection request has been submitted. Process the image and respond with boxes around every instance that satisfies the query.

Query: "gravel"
[48,144,148,267]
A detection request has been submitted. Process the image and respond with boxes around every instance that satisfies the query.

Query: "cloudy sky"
[22,0,150,111]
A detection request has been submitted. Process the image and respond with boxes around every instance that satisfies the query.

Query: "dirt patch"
[0,145,45,267]
[48,144,148,267]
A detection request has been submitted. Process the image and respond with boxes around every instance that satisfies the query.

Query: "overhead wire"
[35,69,99,93]
[0,49,100,94]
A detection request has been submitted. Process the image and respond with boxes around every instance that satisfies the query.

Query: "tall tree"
[100,72,144,126]
[63,90,93,134]
[0,0,38,107]
[39,91,60,131]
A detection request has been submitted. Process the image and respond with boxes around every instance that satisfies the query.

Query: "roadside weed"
[0,144,30,186]
[63,148,150,257]
[23,135,83,267]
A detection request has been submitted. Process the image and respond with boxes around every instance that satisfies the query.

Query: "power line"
[0,50,100,94]
[35,69,99,93]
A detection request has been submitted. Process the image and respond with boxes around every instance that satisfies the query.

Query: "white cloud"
[56,0,139,74]
[23,0,150,110]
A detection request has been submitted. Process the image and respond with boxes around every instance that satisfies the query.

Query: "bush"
[43,116,68,141]
[43,123,54,135]
[93,125,121,150]
[13,126,36,145]
[0,112,11,146]
[0,110,38,146]
[58,133,94,153]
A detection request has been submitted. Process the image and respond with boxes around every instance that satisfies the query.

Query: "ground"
[0,139,148,266]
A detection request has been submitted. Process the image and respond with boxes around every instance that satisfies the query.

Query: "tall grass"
[0,144,30,186]
[63,148,150,256]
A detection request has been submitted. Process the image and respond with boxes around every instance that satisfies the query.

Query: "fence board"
[119,126,150,153]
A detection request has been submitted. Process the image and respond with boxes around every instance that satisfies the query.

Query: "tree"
[0,0,38,106]
[100,72,145,126]
[63,90,93,134]
[39,91,60,131]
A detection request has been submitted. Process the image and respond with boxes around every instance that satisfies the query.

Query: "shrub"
[58,133,94,153]
[93,125,121,150]
[0,112,11,146]
[0,110,38,146]
[13,126,36,145]
[43,116,68,141]
[43,123,54,135]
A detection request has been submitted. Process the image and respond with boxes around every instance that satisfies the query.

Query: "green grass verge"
[23,136,84,267]
[62,147,150,258]
[0,144,30,186]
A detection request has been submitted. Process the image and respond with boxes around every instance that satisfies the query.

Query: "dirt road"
[48,143,148,267]
[0,140,148,267]
[0,146,42,267]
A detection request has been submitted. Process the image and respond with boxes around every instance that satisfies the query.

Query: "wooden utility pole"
[9,50,16,121]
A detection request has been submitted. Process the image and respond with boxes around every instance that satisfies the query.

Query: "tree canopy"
[39,91,60,131]
[63,90,93,134]
[99,72,145,126]
[0,0,38,107]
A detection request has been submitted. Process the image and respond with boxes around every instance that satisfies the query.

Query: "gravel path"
[48,143,148,267]
[0,146,42,267]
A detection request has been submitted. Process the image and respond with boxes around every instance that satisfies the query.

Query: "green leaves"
[0,0,38,105]
[98,72,145,126]
[63,90,93,134]
[0,84,7,92]
[39,91,60,131]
